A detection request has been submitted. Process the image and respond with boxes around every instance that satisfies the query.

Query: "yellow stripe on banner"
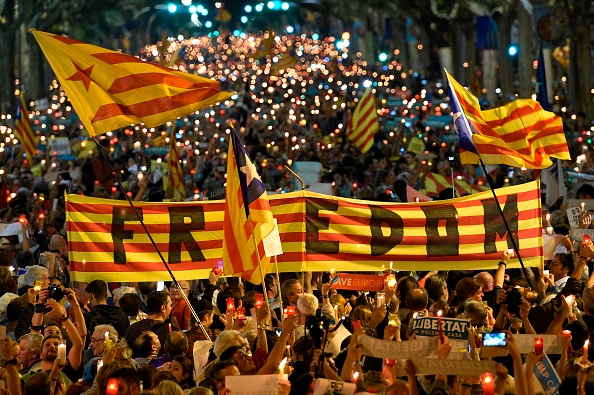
[71,268,217,282]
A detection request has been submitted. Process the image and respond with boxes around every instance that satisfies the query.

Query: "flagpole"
[92,138,211,342]
[246,219,270,299]
[274,255,283,317]
[478,159,530,280]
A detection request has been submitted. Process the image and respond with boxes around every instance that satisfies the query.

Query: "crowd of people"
[0,29,592,395]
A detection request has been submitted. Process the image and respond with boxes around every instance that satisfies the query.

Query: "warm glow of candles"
[226,297,235,311]
[237,307,245,320]
[481,373,494,395]
[278,357,288,381]
[254,294,264,308]
[57,342,66,365]
[583,339,589,363]
[106,379,119,395]
[285,306,295,317]
[534,337,543,355]
[563,330,571,340]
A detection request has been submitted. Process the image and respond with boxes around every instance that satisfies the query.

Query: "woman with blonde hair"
[155,380,184,395]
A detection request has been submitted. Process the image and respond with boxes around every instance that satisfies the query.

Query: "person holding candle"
[20,336,73,387]
[40,298,84,371]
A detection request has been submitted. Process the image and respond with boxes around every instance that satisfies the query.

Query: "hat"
[0,293,18,315]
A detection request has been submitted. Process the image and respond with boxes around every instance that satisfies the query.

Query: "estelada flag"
[346,87,379,154]
[31,29,233,137]
[222,127,275,285]
[445,70,570,169]
[14,93,37,160]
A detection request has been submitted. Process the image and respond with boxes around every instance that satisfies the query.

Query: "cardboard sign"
[533,353,561,395]
[409,316,470,340]
[330,273,385,291]
[226,375,281,395]
[513,335,561,355]
[313,379,356,395]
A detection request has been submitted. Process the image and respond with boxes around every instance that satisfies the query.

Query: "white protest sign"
[358,335,435,360]
[49,137,72,156]
[326,323,351,357]
[263,218,283,257]
[313,379,356,395]
[358,335,469,361]
[567,199,594,212]
[226,375,281,395]
[408,358,495,376]
[513,334,562,355]
[566,206,581,229]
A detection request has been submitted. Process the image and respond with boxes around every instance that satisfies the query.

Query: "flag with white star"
[222,126,275,284]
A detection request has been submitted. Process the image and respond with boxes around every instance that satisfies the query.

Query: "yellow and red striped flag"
[166,132,185,201]
[271,45,298,75]
[346,87,378,153]
[222,128,275,285]
[14,93,36,160]
[446,71,570,169]
[31,29,233,137]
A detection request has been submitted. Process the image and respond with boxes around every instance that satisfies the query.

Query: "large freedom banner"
[66,181,543,282]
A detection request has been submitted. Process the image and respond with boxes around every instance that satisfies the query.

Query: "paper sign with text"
[513,335,561,355]
[358,335,435,360]
[533,353,561,395]
[331,273,385,291]
[409,316,470,340]
[409,358,495,376]
[226,375,280,395]
[313,379,356,395]
[263,218,283,257]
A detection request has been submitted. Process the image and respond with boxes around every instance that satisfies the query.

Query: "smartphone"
[482,332,507,347]
[156,281,165,291]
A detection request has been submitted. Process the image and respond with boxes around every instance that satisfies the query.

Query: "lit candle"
[254,294,264,308]
[413,312,418,319]
[106,378,119,395]
[104,332,109,342]
[168,323,172,333]
[137,172,143,181]
[388,313,399,327]
[415,197,420,203]
[563,330,571,340]
[352,371,359,383]
[481,373,494,395]
[97,360,103,371]
[237,307,245,320]
[57,341,66,365]
[386,274,397,289]
[278,357,288,381]
[226,297,235,311]
[582,202,586,211]
[583,339,589,363]
[437,310,444,341]
[534,337,544,355]
[285,306,295,317]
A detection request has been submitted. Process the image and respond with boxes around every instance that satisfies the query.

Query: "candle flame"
[437,310,442,317]
[279,357,287,371]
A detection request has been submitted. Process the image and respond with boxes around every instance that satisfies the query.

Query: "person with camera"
[28,290,85,372]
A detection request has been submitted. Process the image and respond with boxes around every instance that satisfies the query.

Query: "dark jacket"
[84,304,130,341]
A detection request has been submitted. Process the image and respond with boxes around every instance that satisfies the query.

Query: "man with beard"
[21,336,73,386]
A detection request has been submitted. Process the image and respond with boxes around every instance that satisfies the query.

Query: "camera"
[305,312,332,349]
[482,332,507,347]
[505,287,522,315]
[48,284,65,301]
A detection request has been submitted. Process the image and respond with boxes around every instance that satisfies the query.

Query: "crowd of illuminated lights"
[1,32,589,173]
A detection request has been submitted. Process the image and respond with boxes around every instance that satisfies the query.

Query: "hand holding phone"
[482,332,507,347]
